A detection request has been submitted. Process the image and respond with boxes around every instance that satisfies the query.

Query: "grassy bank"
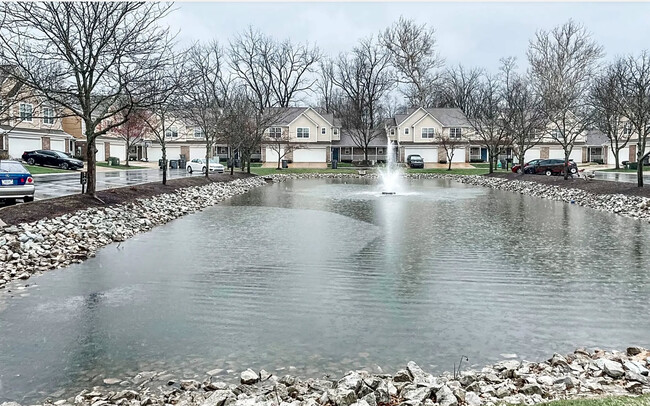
[542,396,650,406]
[24,165,71,174]
[250,167,359,176]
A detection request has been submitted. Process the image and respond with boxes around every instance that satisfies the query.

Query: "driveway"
[32,168,199,200]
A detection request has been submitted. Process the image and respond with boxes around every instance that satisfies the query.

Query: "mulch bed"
[487,172,650,199]
[0,172,254,226]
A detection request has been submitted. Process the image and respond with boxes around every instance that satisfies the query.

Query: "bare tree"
[380,16,444,107]
[590,62,633,170]
[500,57,547,174]
[316,58,344,113]
[229,27,318,110]
[437,65,483,112]
[608,53,650,186]
[265,125,303,170]
[140,52,189,185]
[528,20,604,179]
[0,2,172,196]
[219,90,255,176]
[332,36,395,163]
[466,73,509,174]
[437,131,464,171]
[112,110,149,167]
[186,42,230,179]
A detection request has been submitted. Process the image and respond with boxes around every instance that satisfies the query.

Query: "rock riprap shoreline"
[2,172,650,288]
[3,347,649,406]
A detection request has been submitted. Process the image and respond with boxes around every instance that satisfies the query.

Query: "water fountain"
[379,137,404,195]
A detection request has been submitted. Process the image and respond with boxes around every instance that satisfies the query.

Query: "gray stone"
[436,385,457,406]
[601,359,625,378]
[549,353,568,367]
[465,391,481,406]
[103,378,121,385]
[520,383,543,396]
[401,385,432,404]
[625,371,649,384]
[201,390,235,406]
[393,369,412,383]
[337,371,362,392]
[536,376,555,386]
[240,369,259,385]
[334,389,357,406]
[406,361,436,386]
[207,368,225,376]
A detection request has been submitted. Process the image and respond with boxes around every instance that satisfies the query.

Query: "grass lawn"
[96,162,147,170]
[542,396,650,406]
[24,164,71,174]
[406,168,492,175]
[250,167,359,176]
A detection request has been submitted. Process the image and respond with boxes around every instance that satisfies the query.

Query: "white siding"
[452,147,466,163]
[8,136,41,159]
[404,147,437,163]
[293,147,327,162]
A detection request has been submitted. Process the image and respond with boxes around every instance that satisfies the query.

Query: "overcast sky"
[165,2,650,72]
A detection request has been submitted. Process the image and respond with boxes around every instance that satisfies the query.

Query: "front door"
[332,147,339,161]
[481,148,487,161]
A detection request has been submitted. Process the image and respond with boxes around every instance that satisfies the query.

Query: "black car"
[22,150,84,170]
[408,156,424,168]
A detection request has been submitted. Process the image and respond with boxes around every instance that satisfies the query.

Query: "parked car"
[0,160,35,203]
[525,159,578,176]
[22,150,84,170]
[186,158,225,174]
[511,159,542,174]
[408,155,424,168]
[406,154,424,165]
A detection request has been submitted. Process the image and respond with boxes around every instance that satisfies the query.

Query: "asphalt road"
[32,168,198,200]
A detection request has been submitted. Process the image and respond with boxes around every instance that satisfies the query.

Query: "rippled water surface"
[1,178,649,402]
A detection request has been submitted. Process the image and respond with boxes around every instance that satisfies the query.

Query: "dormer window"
[269,127,282,138]
[334,128,339,135]
[19,103,33,122]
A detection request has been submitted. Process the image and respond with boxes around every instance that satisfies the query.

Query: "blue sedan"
[0,160,35,203]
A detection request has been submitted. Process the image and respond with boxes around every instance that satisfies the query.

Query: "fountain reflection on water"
[379,137,404,195]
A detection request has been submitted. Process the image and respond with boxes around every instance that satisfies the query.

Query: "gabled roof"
[393,107,471,127]
[0,124,73,138]
[337,128,388,147]
[584,129,609,146]
[266,107,309,126]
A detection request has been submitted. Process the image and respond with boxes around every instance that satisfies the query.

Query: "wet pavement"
[32,168,198,200]
[593,170,650,184]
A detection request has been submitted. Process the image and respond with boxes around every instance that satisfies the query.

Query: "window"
[297,127,310,138]
[165,127,178,138]
[43,107,55,124]
[334,128,339,135]
[390,129,395,135]
[344,147,351,155]
[624,124,632,136]
[269,127,282,138]
[321,127,326,135]
[421,128,435,139]
[405,128,409,135]
[550,129,561,139]
[377,148,384,154]
[450,128,462,139]
[19,103,33,122]
[194,127,203,138]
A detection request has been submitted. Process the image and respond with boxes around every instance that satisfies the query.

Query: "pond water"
[1,178,650,402]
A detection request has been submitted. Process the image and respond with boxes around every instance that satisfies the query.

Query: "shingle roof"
[585,129,609,146]
[336,128,388,147]
[266,107,309,126]
[393,107,471,127]
[0,125,73,138]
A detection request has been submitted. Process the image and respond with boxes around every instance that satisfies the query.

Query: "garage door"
[50,139,65,152]
[404,147,437,163]
[265,147,284,163]
[452,147,466,163]
[524,149,541,162]
[548,149,565,159]
[190,146,205,160]
[293,148,326,162]
[111,144,127,161]
[95,142,105,161]
[8,136,41,159]
[148,145,162,161]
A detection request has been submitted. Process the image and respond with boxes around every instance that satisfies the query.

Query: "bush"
[439,159,447,164]
[0,150,9,160]
[469,158,485,163]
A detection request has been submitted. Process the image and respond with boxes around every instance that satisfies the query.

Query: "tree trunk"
[447,152,452,171]
[563,149,570,180]
[247,157,251,174]
[205,147,210,179]
[125,140,130,167]
[488,152,494,174]
[85,137,97,196]
[637,142,644,187]
[613,149,620,170]
[161,146,167,185]
[277,150,281,170]
[518,153,526,175]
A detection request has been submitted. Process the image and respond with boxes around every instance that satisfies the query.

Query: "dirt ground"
[488,172,650,199]
[0,172,254,226]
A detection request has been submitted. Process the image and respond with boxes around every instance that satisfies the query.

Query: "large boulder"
[435,385,457,406]
[401,385,432,404]
[406,361,436,386]
[599,359,625,379]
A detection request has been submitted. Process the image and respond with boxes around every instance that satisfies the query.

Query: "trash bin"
[629,162,638,170]
[234,159,241,168]
[331,159,338,169]
[227,159,233,169]
[179,159,186,169]
[281,159,288,169]
[170,159,179,169]
[158,159,164,169]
